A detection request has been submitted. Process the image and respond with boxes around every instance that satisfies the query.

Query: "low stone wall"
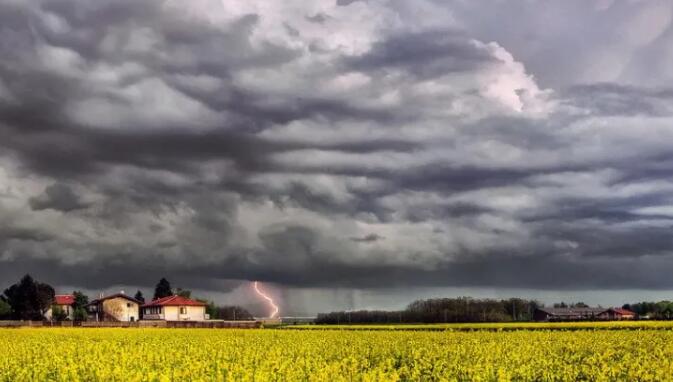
[0,321,77,327]
[80,321,135,328]
[165,320,260,328]
[0,320,43,327]
[138,320,168,328]
[0,320,261,329]
[43,321,74,327]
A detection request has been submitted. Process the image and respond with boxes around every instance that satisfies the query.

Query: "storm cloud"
[2,0,673,313]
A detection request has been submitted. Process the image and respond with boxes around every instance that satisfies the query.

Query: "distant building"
[597,308,636,320]
[45,295,75,320]
[86,293,141,322]
[141,295,208,321]
[280,317,317,325]
[534,307,636,321]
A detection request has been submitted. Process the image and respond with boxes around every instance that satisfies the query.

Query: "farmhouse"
[597,308,636,320]
[534,307,636,321]
[142,295,208,321]
[534,307,606,321]
[86,293,141,322]
[45,294,75,320]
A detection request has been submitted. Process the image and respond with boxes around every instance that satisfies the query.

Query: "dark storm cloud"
[394,166,534,193]
[336,0,366,6]
[5,245,673,293]
[2,0,673,307]
[36,1,297,74]
[0,0,412,180]
[3,122,420,181]
[350,233,383,243]
[563,83,673,117]
[346,29,497,78]
[29,183,88,212]
[305,13,330,24]
[2,127,269,177]
[0,227,52,243]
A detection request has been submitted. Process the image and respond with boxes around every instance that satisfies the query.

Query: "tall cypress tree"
[134,290,145,303]
[153,278,172,300]
[72,291,89,309]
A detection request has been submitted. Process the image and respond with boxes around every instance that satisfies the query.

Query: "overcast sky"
[2,0,673,316]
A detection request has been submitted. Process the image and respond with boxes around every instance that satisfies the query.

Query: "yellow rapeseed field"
[288,320,673,331]
[2,327,673,381]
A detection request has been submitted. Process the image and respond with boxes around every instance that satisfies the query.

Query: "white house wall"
[150,306,206,321]
[45,304,73,320]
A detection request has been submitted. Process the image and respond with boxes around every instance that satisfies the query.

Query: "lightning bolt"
[253,281,279,318]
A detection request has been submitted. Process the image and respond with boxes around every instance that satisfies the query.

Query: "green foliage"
[215,306,254,321]
[503,298,540,321]
[175,288,191,299]
[624,300,673,319]
[72,291,89,310]
[153,278,172,300]
[73,307,88,321]
[195,299,218,319]
[51,305,68,321]
[133,290,145,303]
[192,300,253,320]
[205,301,217,319]
[0,298,11,319]
[317,297,542,324]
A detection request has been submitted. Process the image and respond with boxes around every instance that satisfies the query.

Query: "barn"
[534,307,607,321]
[534,307,636,321]
[597,308,636,320]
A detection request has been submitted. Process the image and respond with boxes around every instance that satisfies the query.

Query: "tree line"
[316,298,673,324]
[622,301,673,319]
[316,297,542,324]
[0,274,252,321]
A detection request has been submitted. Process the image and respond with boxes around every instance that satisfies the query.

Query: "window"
[180,307,187,315]
[127,303,131,308]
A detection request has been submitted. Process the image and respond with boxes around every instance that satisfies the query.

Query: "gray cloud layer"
[2,0,673,308]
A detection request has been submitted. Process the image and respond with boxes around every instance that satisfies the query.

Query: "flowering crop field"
[287,320,673,331]
[2,328,673,381]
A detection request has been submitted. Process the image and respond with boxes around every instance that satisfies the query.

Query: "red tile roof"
[87,293,142,306]
[54,295,75,305]
[142,295,207,308]
[611,308,635,316]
